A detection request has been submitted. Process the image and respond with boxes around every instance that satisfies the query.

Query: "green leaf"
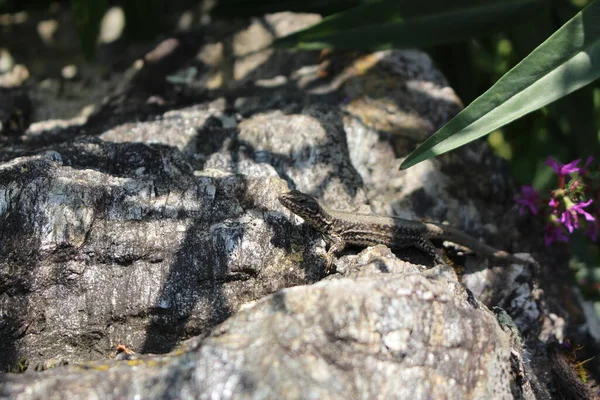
[401,0,600,169]
[273,0,542,50]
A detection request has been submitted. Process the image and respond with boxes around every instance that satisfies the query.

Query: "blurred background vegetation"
[1,0,599,293]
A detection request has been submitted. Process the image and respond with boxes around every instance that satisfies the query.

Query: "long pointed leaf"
[273,0,497,46]
[274,1,541,50]
[401,0,600,169]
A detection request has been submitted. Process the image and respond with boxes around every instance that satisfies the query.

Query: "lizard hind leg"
[414,237,446,266]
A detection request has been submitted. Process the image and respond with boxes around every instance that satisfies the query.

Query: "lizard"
[278,190,526,272]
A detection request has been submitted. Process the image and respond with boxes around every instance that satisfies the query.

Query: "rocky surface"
[1,10,599,400]
[1,261,516,400]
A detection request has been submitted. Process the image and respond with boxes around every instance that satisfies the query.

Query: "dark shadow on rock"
[140,154,347,353]
[395,166,522,271]
[140,221,235,353]
[140,174,247,354]
[0,160,50,370]
[372,259,390,273]
[267,210,328,282]
[188,104,364,199]
[33,138,194,184]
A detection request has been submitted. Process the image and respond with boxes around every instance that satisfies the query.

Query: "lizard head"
[278,190,334,230]
[278,190,321,218]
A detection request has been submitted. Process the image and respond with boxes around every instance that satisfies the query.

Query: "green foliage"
[273,0,542,50]
[400,0,600,169]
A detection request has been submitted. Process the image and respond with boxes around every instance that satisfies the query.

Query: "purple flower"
[545,157,581,177]
[559,211,576,232]
[548,198,559,213]
[559,199,595,233]
[544,223,570,246]
[572,199,595,219]
[515,185,539,215]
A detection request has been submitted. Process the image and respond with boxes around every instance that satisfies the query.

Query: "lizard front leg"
[324,233,346,273]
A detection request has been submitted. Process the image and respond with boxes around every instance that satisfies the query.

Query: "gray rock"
[0,258,514,400]
[0,10,598,400]
[0,139,321,366]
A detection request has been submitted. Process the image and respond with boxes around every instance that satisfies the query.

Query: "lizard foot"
[324,254,337,274]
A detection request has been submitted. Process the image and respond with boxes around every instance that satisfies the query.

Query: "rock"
[0,140,320,365]
[0,10,598,400]
[0,259,515,399]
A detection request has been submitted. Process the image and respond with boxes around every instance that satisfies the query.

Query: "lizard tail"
[425,222,526,265]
